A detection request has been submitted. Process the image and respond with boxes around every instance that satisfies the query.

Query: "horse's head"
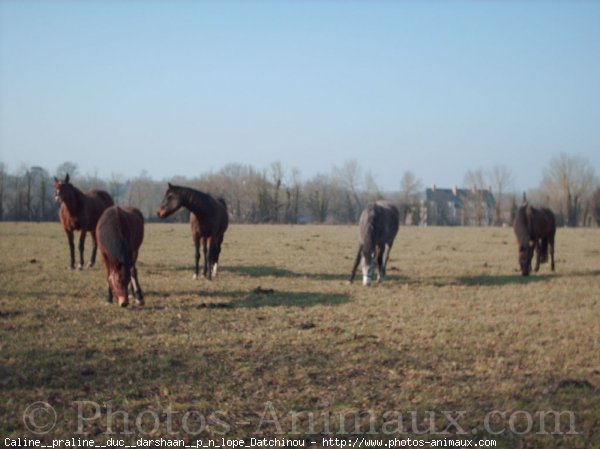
[156,183,181,218]
[518,240,535,276]
[108,263,131,307]
[360,248,377,287]
[53,173,73,204]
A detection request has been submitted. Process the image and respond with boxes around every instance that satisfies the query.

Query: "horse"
[96,206,145,307]
[513,204,556,276]
[349,200,400,286]
[54,174,114,270]
[156,183,229,280]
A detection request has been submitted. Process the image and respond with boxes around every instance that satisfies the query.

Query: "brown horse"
[96,206,144,307]
[513,204,556,276]
[54,174,114,270]
[157,183,228,280]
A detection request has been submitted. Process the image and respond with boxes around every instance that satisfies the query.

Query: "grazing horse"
[156,183,229,280]
[54,174,114,270]
[349,201,400,286]
[96,206,145,307]
[513,204,556,276]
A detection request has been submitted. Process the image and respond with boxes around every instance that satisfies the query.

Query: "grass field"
[1,222,599,448]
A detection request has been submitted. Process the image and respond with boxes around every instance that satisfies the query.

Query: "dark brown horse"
[157,183,229,280]
[513,204,556,276]
[349,201,400,286]
[54,174,114,270]
[96,206,144,307]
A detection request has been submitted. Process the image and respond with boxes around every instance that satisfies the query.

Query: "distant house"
[422,185,495,226]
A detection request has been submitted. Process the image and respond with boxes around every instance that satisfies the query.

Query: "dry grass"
[1,222,599,447]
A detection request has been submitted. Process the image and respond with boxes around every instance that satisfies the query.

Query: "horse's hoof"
[77,265,83,271]
[88,262,95,268]
[193,274,199,280]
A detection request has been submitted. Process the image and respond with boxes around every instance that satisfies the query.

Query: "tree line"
[0,154,598,227]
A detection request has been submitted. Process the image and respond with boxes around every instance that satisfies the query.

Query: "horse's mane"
[99,208,131,268]
[513,205,531,243]
[172,185,227,214]
[62,182,86,214]
[360,204,377,253]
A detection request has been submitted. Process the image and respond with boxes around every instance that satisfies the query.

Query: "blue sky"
[1,0,599,191]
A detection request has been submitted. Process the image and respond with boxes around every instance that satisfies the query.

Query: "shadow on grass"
[457,273,555,286]
[224,265,298,278]
[225,265,351,282]
[195,288,350,309]
[233,290,350,308]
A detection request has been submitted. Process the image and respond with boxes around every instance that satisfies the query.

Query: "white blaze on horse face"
[361,256,374,287]
[109,269,129,305]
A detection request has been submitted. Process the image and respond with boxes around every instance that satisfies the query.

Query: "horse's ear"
[65,173,70,184]
[54,177,59,184]
[168,182,173,189]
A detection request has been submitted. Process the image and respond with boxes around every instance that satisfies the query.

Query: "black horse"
[513,203,556,276]
[157,183,229,280]
[349,201,400,286]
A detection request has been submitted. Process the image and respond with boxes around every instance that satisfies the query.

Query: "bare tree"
[305,173,331,223]
[0,163,5,220]
[269,161,284,223]
[363,170,382,204]
[541,153,597,226]
[333,159,363,220]
[592,186,600,227]
[127,171,160,219]
[108,173,126,205]
[464,168,486,225]
[399,170,422,224]
[285,167,302,224]
[55,161,78,180]
[488,165,514,225]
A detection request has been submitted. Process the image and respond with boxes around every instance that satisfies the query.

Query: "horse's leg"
[202,237,209,279]
[549,236,555,271]
[66,230,75,270]
[540,238,548,263]
[379,244,392,283]
[375,245,384,283]
[193,235,201,280]
[206,237,214,281]
[212,234,224,278]
[78,231,86,270]
[348,246,362,284]
[209,234,220,278]
[101,253,112,303]
[89,232,98,268]
[533,240,541,272]
[131,265,144,305]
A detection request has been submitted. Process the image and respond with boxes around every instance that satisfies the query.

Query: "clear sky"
[1,0,599,192]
